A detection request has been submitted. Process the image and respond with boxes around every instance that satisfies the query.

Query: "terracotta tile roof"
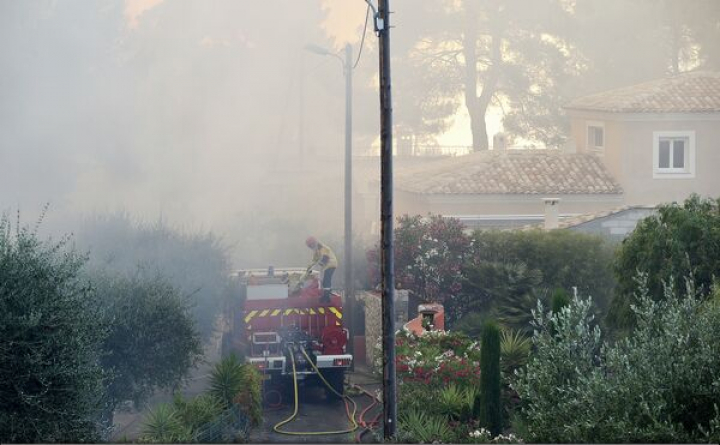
[396,150,623,195]
[565,71,720,113]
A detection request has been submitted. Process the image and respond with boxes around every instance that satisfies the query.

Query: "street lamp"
[305,43,355,369]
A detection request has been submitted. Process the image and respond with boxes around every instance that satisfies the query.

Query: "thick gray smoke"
[0,0,377,267]
[3,0,718,267]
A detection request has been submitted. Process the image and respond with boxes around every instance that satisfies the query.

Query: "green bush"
[514,286,720,443]
[0,216,106,442]
[437,384,477,421]
[141,361,260,443]
[398,409,453,443]
[499,329,530,375]
[610,194,720,329]
[208,355,262,426]
[75,212,231,339]
[512,296,602,443]
[172,393,224,432]
[397,380,433,415]
[479,321,503,436]
[550,288,570,313]
[550,288,570,336]
[454,312,492,338]
[209,355,246,408]
[470,229,616,314]
[458,261,544,334]
[140,403,191,443]
[95,271,203,421]
[368,217,615,331]
[236,365,263,426]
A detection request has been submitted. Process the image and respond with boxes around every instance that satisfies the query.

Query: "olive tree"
[514,285,720,443]
[94,271,203,423]
[0,216,106,442]
[76,213,231,340]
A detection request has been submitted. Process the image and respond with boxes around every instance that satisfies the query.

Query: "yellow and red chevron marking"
[244,306,342,324]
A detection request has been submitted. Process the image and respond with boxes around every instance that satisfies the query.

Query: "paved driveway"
[250,370,382,443]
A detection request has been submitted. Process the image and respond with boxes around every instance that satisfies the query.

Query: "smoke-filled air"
[3,1,720,443]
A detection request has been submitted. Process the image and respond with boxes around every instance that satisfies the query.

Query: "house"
[388,71,720,231]
[565,70,720,206]
[393,150,623,229]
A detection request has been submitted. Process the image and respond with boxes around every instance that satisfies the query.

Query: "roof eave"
[399,190,625,197]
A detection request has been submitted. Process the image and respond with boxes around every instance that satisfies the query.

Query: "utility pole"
[343,43,355,370]
[303,42,356,370]
[377,0,397,439]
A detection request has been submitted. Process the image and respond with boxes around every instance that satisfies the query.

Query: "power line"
[353,2,372,69]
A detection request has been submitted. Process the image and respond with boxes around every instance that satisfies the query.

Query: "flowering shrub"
[375,328,526,443]
[467,428,524,444]
[386,329,482,387]
[367,214,471,305]
[367,215,614,330]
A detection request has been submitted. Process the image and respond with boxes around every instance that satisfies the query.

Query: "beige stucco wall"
[618,119,720,205]
[570,117,625,183]
[569,111,720,206]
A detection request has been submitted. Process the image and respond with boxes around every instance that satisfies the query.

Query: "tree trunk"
[470,113,489,151]
[462,1,502,152]
[670,24,681,74]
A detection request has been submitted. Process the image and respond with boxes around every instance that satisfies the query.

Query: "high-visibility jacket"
[310,242,338,271]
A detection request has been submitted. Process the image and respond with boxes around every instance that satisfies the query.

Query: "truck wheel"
[271,376,294,405]
[323,369,345,401]
[263,379,283,408]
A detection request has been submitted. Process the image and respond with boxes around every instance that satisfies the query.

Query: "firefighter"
[305,236,337,303]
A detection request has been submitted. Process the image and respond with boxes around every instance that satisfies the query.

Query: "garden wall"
[358,290,408,371]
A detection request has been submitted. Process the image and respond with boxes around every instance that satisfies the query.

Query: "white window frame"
[586,121,605,152]
[652,130,696,179]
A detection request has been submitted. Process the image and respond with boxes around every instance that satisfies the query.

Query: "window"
[587,121,604,151]
[653,131,695,178]
[658,138,686,170]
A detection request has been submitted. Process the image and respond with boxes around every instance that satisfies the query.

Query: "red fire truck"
[222,267,352,400]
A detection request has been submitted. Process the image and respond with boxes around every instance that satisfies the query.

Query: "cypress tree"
[479,320,502,436]
[551,288,570,314]
[551,288,571,336]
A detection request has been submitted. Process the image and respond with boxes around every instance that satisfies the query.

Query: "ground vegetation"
[514,287,720,443]
[140,355,262,443]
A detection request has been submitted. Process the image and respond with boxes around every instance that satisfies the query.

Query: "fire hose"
[272,345,359,436]
[351,384,383,442]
